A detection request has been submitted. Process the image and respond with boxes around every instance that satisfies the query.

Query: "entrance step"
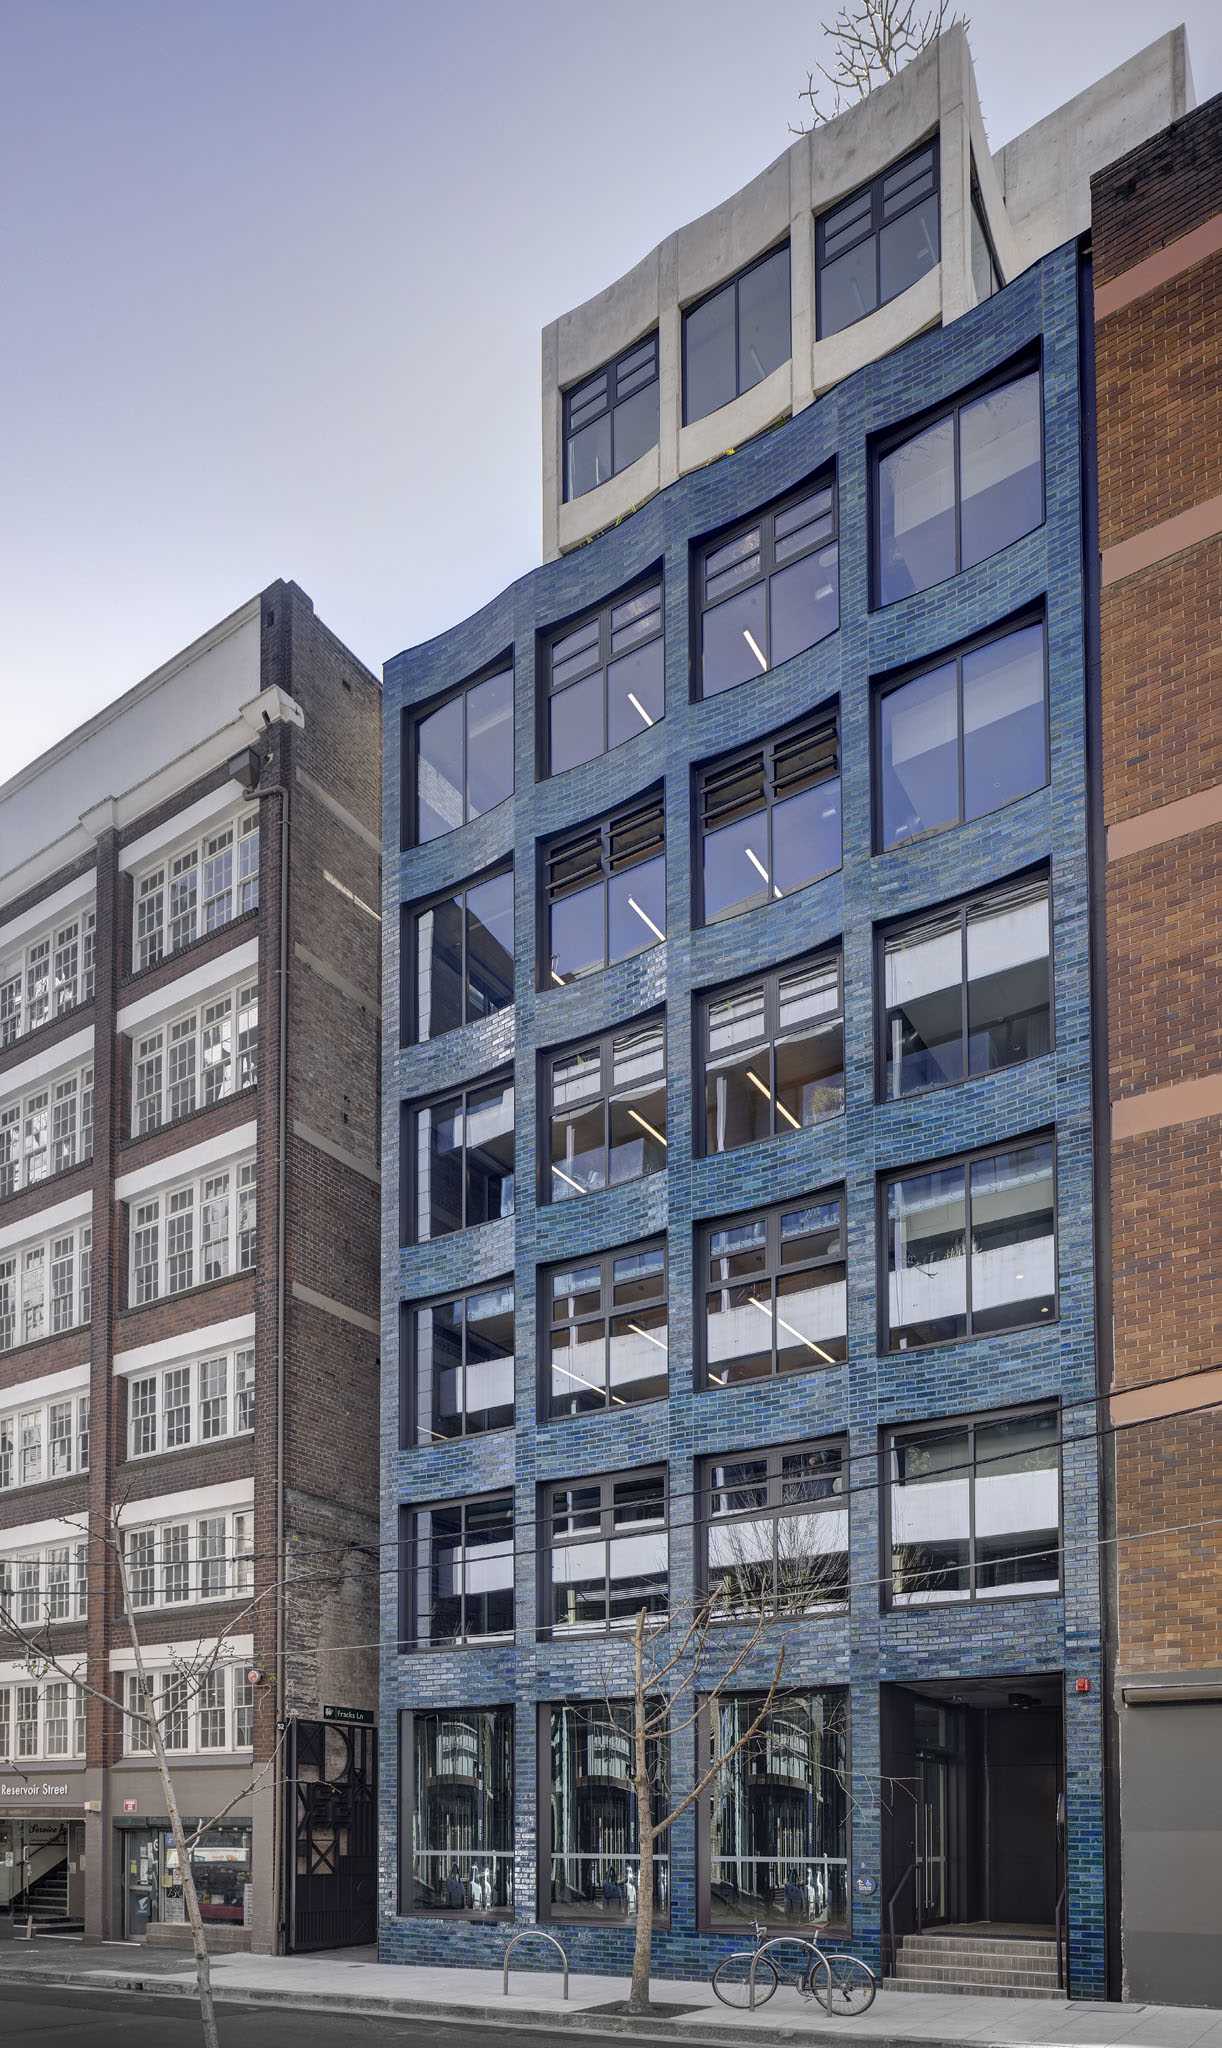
[892,1932,1060,1999]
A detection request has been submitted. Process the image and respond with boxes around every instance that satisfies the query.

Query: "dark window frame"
[539,1465,668,1638]
[878,1130,1059,1355]
[697,945,844,1157]
[539,1237,668,1421]
[398,1704,515,1919]
[881,1400,1063,1610]
[682,241,793,426]
[698,1435,850,1615]
[541,1014,667,1206]
[869,352,1045,609]
[398,1491,515,1651]
[539,575,665,778]
[537,1698,672,1927]
[693,473,839,702]
[401,658,515,851]
[969,166,1004,303]
[872,607,1050,853]
[563,333,660,502]
[402,1070,515,1245]
[399,1280,515,1448]
[541,789,666,990]
[875,867,1054,1102]
[401,860,514,1049]
[698,1188,847,1390]
[815,138,940,340]
[696,706,841,926]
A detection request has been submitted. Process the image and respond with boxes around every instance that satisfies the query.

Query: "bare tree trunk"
[628,1608,653,2013]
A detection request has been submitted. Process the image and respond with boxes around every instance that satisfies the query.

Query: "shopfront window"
[121,1821,252,1938]
[545,1701,668,1922]
[704,1689,848,1928]
[401,1706,514,1915]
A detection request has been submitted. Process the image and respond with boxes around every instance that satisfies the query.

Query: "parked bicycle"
[711,1921,877,2013]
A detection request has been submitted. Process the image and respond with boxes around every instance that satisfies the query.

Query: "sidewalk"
[1,1934,1220,2048]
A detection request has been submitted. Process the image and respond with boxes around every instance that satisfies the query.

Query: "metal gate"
[286,1716,377,1951]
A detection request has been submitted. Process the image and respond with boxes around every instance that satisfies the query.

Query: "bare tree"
[792,0,968,132]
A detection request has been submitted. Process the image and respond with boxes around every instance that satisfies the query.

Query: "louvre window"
[702,1193,846,1388]
[565,335,660,500]
[698,713,839,924]
[698,482,838,699]
[544,1240,667,1417]
[546,1020,666,1203]
[701,951,843,1154]
[817,143,939,338]
[545,582,664,774]
[544,794,665,987]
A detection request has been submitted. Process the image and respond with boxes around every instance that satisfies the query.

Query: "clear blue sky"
[1,0,1216,780]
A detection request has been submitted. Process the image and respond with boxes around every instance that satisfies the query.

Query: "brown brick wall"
[1106,826,1222,1100]
[1091,96,1222,287]
[1113,1407,1222,1673]
[1110,1119,1222,1392]
[1099,538,1222,825]
[1094,251,1222,552]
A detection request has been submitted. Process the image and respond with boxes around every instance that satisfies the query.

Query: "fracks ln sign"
[322,1706,373,1726]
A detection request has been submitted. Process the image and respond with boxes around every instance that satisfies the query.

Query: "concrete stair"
[892,1932,1061,1998]
[11,1858,83,1934]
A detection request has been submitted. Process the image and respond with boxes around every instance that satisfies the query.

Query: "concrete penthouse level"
[381,26,1199,2006]
[0,583,381,1955]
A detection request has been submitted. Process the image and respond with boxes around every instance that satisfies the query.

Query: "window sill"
[123,1428,254,1469]
[886,1587,1062,1614]
[121,907,260,994]
[122,1268,257,1320]
[0,1469,89,1502]
[0,1154,95,1214]
[0,999,96,1067]
[883,1313,1059,1358]
[121,1082,258,1154]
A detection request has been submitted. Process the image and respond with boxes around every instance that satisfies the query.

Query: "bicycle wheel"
[712,1952,780,2007]
[812,1952,876,2015]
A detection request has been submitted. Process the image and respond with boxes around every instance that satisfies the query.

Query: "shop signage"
[1,1780,71,1801]
[123,1799,139,1814]
[322,1705,373,1726]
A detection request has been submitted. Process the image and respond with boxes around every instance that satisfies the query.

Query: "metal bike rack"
[502,1927,570,2001]
[749,1934,822,2010]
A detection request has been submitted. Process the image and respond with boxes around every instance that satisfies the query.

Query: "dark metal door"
[286,1718,377,1951]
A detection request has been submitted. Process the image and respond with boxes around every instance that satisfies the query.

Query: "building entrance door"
[123,1828,162,1939]
[918,1755,951,1923]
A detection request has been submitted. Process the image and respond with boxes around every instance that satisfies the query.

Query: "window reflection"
[407,1708,514,1914]
[684,246,791,425]
[704,953,843,1153]
[890,1409,1060,1603]
[700,484,838,699]
[883,878,1051,1098]
[414,1079,514,1241]
[818,145,940,339]
[411,1284,514,1444]
[884,1138,1055,1349]
[704,1196,846,1387]
[700,714,840,924]
[413,671,513,844]
[707,1691,848,1928]
[547,1703,668,1922]
[413,868,513,1042]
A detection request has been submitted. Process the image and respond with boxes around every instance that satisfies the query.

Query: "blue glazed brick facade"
[379,241,1106,1995]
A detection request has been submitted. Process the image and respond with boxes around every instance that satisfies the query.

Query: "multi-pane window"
[544,1468,667,1634]
[874,366,1043,605]
[705,1690,848,1927]
[544,794,665,987]
[817,143,939,338]
[0,1062,93,1196]
[881,876,1051,1099]
[883,1136,1056,1350]
[0,1223,91,1352]
[0,1540,88,1624]
[409,668,514,845]
[698,712,840,924]
[132,983,258,1134]
[409,868,513,1043]
[402,1495,514,1647]
[128,1158,257,1305]
[545,582,664,774]
[0,904,96,1048]
[410,1077,514,1241]
[124,1508,252,1610]
[698,483,838,699]
[703,1440,848,1617]
[402,1707,514,1915]
[887,1406,1060,1604]
[564,335,659,501]
[546,1021,666,1203]
[702,1194,846,1388]
[701,952,843,1155]
[124,1663,252,1754]
[126,1346,255,1458]
[684,244,791,424]
[405,1282,514,1444]
[545,1241,667,1418]
[132,812,259,970]
[545,1702,669,1922]
[0,1677,86,1760]
[970,173,1003,303]
[877,617,1048,850]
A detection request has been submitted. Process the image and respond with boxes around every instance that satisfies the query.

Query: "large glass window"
[409,668,514,845]
[1,1222,91,1352]
[705,1690,848,1928]
[409,868,513,1043]
[703,1440,848,1615]
[544,794,665,987]
[0,903,96,1047]
[699,713,840,925]
[702,1194,846,1388]
[881,876,1052,1098]
[698,482,838,699]
[877,617,1047,850]
[545,1701,668,1922]
[874,366,1042,605]
[405,1282,514,1444]
[127,1346,254,1459]
[887,1406,1060,1604]
[701,951,843,1154]
[817,143,939,338]
[132,983,257,1134]
[545,1241,667,1418]
[402,1707,514,1916]
[545,1469,667,1634]
[0,1060,93,1196]
[410,1077,514,1241]
[403,1496,514,1647]
[546,1021,666,1203]
[132,813,259,971]
[883,1136,1056,1350]
[127,1160,256,1304]
[545,583,664,775]
[564,335,659,501]
[684,245,791,425]
[0,1389,89,1490]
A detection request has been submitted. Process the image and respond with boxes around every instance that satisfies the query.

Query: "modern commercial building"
[0,582,381,1952]
[379,28,1196,2001]
[1088,95,1222,2007]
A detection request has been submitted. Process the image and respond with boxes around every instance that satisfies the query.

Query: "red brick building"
[0,582,381,1951]
[1090,93,1222,2007]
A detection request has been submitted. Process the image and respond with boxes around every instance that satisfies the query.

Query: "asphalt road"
[1,1984,579,2048]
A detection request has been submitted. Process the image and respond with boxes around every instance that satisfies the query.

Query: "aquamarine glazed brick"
[379,242,1106,1995]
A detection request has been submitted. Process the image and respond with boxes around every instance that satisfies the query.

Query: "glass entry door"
[123,1828,161,1938]
[918,1756,950,1924]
